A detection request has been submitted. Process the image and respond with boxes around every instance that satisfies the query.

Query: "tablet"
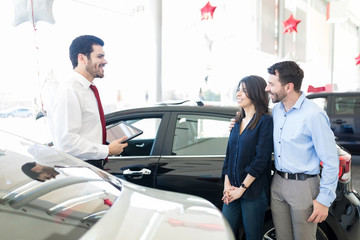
[106,121,143,143]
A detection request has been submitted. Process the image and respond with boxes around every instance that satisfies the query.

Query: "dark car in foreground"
[0,130,234,240]
[104,102,360,240]
[307,92,360,155]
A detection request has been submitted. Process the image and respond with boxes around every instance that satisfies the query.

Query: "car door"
[331,94,360,154]
[105,112,171,188]
[155,112,233,210]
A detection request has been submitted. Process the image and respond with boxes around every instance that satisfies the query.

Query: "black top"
[222,114,273,200]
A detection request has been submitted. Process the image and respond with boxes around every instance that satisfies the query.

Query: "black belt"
[276,170,317,181]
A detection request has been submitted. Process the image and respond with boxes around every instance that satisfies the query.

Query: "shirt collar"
[280,91,306,112]
[72,71,93,89]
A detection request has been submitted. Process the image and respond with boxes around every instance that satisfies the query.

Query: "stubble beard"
[86,63,104,79]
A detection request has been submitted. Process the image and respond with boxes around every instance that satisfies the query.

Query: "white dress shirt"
[47,71,109,160]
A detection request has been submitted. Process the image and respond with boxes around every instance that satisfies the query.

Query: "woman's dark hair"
[267,61,304,92]
[69,35,104,69]
[236,75,269,130]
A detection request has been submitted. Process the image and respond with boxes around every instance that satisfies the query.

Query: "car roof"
[307,92,360,98]
[106,103,239,118]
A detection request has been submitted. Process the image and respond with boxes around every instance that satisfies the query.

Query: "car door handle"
[135,143,145,147]
[123,168,151,176]
[333,119,346,124]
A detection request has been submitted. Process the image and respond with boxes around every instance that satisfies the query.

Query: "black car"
[307,92,360,155]
[104,102,360,240]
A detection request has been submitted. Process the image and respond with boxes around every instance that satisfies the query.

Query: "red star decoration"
[282,14,301,34]
[355,54,360,65]
[201,2,217,20]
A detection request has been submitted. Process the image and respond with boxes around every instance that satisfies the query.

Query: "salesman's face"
[85,45,108,79]
[36,166,59,182]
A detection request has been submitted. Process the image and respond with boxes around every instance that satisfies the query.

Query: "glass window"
[118,118,161,156]
[172,115,230,156]
[310,97,327,111]
[335,96,360,115]
[123,118,161,140]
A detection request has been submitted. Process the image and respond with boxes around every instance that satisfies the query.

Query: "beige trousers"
[270,173,320,240]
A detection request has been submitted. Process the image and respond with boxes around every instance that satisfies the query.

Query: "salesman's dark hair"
[69,35,104,69]
[21,162,40,181]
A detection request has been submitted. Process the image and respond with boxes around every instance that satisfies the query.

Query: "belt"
[276,170,317,181]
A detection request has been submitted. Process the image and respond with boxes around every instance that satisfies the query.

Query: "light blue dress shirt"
[272,93,339,207]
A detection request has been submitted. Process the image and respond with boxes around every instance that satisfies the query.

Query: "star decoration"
[13,0,55,27]
[282,14,301,34]
[201,1,217,20]
[355,54,360,65]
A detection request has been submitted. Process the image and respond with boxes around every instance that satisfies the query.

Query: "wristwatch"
[241,183,248,189]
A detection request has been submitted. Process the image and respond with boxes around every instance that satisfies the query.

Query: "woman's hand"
[227,187,245,203]
[222,184,232,205]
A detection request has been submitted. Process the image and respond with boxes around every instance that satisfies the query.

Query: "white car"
[0,130,234,240]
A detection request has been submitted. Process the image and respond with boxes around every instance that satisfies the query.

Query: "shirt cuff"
[316,192,333,207]
[99,144,109,159]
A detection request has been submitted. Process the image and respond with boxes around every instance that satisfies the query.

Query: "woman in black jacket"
[222,75,273,240]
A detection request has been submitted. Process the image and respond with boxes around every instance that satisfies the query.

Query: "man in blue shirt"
[265,61,339,240]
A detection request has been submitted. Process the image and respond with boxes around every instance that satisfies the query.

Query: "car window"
[335,96,360,115]
[117,118,161,156]
[310,97,327,112]
[123,118,161,140]
[172,114,230,155]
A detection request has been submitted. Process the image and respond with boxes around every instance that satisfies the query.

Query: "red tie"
[90,85,107,154]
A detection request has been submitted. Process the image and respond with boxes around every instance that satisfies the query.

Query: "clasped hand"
[222,186,244,205]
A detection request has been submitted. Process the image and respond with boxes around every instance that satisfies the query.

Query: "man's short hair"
[69,35,104,69]
[21,162,40,180]
[267,61,304,92]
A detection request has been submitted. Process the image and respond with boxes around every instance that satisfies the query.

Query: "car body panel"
[307,92,360,155]
[105,105,237,210]
[0,130,234,240]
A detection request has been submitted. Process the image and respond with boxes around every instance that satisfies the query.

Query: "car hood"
[81,180,234,240]
[0,130,234,240]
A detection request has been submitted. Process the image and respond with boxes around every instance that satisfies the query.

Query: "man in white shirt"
[47,35,127,169]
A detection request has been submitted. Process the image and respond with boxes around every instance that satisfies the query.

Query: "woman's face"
[236,83,253,109]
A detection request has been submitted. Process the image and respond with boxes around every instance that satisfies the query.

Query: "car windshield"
[0,130,122,233]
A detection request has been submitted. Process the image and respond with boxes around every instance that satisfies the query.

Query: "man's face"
[265,73,287,103]
[85,45,108,79]
[36,166,59,182]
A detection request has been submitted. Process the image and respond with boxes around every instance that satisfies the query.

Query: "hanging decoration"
[13,0,55,29]
[355,54,360,65]
[282,14,301,34]
[12,0,56,117]
[307,85,325,93]
[201,1,217,20]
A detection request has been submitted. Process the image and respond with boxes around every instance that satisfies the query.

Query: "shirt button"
[278,155,280,158]
[279,141,281,144]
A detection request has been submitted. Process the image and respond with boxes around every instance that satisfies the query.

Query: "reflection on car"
[0,130,234,240]
[104,102,360,240]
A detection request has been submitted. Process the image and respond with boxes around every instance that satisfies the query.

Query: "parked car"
[307,92,360,155]
[104,102,360,240]
[0,109,13,118]
[0,130,234,240]
[0,108,33,118]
